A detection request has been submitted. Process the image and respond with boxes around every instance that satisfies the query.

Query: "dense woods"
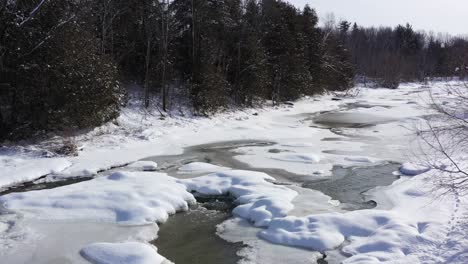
[0,0,353,139]
[344,22,468,88]
[0,0,467,140]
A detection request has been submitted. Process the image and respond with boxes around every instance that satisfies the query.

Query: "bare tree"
[418,81,468,194]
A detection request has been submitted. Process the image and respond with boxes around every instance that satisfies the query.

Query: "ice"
[182,170,298,227]
[217,217,323,264]
[178,162,229,174]
[312,112,397,129]
[81,242,168,264]
[127,161,158,171]
[272,153,322,163]
[344,157,377,163]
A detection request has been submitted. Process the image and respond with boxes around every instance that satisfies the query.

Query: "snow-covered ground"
[1,81,467,263]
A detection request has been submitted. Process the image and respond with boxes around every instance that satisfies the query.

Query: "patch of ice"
[217,217,323,264]
[182,170,297,227]
[399,162,431,176]
[178,162,229,174]
[80,242,168,264]
[313,112,395,126]
[272,153,322,164]
[0,171,196,225]
[344,157,377,163]
[127,161,158,171]
[280,143,315,148]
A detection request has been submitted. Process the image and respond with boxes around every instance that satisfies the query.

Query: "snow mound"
[80,242,168,264]
[0,171,196,225]
[260,210,418,257]
[127,161,158,171]
[178,162,229,174]
[272,153,322,164]
[0,157,71,188]
[182,170,297,227]
[399,162,431,176]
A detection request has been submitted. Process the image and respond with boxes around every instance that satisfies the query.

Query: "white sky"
[287,0,467,35]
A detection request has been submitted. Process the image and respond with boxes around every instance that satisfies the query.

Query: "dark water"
[153,199,243,264]
[0,176,92,196]
[312,112,395,129]
[304,163,400,210]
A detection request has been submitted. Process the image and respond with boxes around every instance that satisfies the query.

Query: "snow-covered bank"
[1,171,195,225]
[0,152,71,188]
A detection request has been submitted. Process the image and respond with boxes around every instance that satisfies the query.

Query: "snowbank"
[80,242,168,264]
[182,170,297,227]
[0,171,196,225]
[259,210,415,254]
[0,157,71,188]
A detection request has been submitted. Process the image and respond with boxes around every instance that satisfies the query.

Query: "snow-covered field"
[1,81,467,264]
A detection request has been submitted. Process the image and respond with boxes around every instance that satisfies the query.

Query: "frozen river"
[2,83,462,264]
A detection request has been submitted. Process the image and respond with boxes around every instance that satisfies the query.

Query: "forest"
[0,0,467,140]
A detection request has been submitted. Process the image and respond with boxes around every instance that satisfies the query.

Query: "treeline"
[0,0,353,139]
[342,22,468,88]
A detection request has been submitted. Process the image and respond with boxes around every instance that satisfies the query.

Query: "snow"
[399,162,431,176]
[127,161,158,171]
[178,162,229,174]
[182,170,298,227]
[0,218,160,264]
[0,171,196,225]
[80,242,168,264]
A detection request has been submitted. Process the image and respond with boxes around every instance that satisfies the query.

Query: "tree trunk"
[161,0,169,112]
[191,0,196,88]
[144,39,151,108]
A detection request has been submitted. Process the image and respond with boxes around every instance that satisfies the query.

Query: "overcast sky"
[287,0,467,35]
